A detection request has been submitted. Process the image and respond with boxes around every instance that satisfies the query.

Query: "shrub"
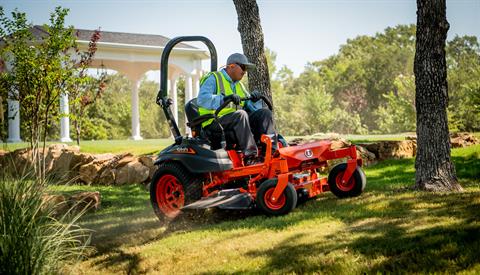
[0,175,89,275]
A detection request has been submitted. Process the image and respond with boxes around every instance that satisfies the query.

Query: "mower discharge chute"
[150,36,366,221]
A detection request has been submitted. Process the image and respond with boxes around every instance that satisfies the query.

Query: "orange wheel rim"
[156,175,185,218]
[264,188,286,210]
[335,171,355,192]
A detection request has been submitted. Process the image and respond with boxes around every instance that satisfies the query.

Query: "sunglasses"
[235,63,247,72]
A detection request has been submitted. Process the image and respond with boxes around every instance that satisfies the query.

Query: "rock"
[77,153,118,185]
[45,144,68,172]
[9,148,35,175]
[330,138,351,150]
[42,194,69,215]
[69,191,101,212]
[79,161,104,185]
[356,145,377,165]
[92,153,116,163]
[115,160,150,185]
[359,140,416,160]
[450,132,479,148]
[139,155,157,180]
[115,153,135,168]
[98,168,116,185]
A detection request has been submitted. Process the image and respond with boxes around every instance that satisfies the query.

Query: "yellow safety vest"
[198,71,247,127]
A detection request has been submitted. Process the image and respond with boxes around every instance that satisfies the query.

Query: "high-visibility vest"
[198,71,247,127]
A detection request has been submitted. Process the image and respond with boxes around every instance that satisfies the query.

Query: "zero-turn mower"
[150,36,366,221]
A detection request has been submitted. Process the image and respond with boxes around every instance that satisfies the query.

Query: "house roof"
[31,25,197,49]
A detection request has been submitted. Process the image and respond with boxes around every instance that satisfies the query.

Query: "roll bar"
[156,36,217,143]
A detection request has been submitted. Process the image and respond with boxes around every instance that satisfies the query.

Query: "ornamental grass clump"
[0,174,90,275]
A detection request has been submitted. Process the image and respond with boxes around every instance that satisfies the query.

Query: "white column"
[185,74,193,136]
[130,79,143,140]
[7,98,22,143]
[59,93,72,142]
[170,77,179,123]
[193,74,200,98]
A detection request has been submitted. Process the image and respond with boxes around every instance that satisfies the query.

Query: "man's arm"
[197,74,223,110]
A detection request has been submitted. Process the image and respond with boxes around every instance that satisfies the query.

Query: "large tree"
[413,0,462,191]
[233,0,271,101]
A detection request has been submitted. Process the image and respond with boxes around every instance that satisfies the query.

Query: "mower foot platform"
[182,189,253,210]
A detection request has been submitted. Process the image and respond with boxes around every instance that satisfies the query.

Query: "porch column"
[130,79,143,140]
[185,74,193,136]
[169,77,179,123]
[7,98,21,143]
[193,74,200,98]
[59,93,72,142]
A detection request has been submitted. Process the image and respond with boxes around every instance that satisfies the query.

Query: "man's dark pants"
[204,108,275,155]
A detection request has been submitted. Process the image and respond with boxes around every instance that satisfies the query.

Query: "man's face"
[227,63,246,81]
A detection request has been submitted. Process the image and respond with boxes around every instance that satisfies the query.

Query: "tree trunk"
[233,0,271,102]
[414,0,462,191]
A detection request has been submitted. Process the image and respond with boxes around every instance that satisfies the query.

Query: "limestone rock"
[450,132,479,148]
[70,191,101,212]
[359,140,416,160]
[115,160,150,185]
[139,155,157,180]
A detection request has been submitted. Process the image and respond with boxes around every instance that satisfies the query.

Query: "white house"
[5,26,209,142]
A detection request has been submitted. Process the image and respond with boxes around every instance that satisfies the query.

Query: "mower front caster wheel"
[328,163,366,198]
[256,179,297,216]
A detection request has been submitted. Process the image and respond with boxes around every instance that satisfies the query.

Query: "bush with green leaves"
[375,75,416,133]
[0,175,89,275]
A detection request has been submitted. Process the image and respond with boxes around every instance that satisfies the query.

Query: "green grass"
[1,134,407,156]
[48,144,480,274]
[1,139,173,155]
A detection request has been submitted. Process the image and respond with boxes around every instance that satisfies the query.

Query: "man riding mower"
[150,36,366,222]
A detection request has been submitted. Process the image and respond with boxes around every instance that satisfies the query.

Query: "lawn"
[50,144,480,274]
[0,134,407,156]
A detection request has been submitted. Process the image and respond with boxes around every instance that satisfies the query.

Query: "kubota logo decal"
[173,147,196,154]
[304,149,313,158]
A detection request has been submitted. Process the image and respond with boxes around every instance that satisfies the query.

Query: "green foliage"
[375,75,416,133]
[0,175,89,274]
[271,25,478,135]
[81,74,132,140]
[0,7,78,179]
[447,35,480,132]
[139,78,171,138]
[80,74,173,140]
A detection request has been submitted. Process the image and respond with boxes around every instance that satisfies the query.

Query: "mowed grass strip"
[51,145,480,274]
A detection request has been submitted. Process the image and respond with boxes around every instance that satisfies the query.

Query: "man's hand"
[224,94,241,105]
[250,90,262,102]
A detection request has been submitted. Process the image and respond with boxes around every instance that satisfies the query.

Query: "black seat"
[185,98,223,149]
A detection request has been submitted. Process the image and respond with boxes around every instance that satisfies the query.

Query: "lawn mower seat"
[185,98,224,149]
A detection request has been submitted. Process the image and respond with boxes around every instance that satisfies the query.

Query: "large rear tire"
[150,162,202,222]
[328,163,366,198]
[256,179,297,216]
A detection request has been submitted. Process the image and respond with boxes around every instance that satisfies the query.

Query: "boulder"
[69,191,101,212]
[79,162,104,185]
[356,145,377,165]
[139,155,157,180]
[97,168,116,185]
[450,132,479,148]
[9,148,35,175]
[77,153,117,185]
[115,160,150,185]
[359,140,416,160]
[115,153,135,168]
[330,138,351,150]
[42,194,69,215]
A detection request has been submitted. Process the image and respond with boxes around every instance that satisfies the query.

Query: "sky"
[1,0,479,77]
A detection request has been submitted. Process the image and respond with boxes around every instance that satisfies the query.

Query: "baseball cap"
[226,53,256,71]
